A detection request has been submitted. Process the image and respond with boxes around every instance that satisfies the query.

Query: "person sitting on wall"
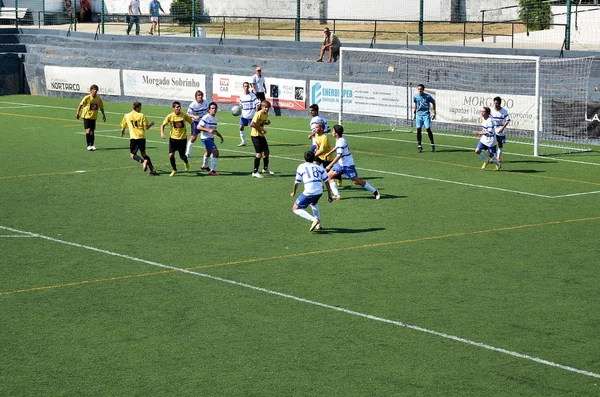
[316,27,342,63]
[64,0,74,21]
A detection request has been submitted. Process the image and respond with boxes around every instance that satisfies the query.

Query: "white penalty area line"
[1,224,598,380]
[0,235,35,238]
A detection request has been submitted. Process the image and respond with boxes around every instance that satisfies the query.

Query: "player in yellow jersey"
[120,101,157,175]
[250,100,273,178]
[311,122,342,187]
[75,84,106,151]
[160,101,194,177]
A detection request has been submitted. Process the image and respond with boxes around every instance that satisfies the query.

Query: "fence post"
[295,0,300,41]
[101,0,105,34]
[565,0,571,50]
[15,0,18,28]
[419,0,423,45]
[481,10,485,42]
[192,0,196,37]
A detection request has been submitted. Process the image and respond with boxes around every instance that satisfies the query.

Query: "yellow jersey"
[79,94,104,120]
[162,112,193,140]
[121,111,149,139]
[250,109,269,137]
[315,133,332,161]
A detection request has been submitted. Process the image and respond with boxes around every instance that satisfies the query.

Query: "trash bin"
[196,27,206,38]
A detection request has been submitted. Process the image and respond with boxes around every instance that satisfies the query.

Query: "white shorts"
[150,16,158,22]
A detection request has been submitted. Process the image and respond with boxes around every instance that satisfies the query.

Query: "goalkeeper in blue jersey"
[413,83,436,153]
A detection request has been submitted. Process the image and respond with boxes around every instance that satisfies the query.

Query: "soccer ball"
[231,105,242,117]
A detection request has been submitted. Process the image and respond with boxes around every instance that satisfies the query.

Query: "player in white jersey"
[324,125,380,200]
[490,96,511,162]
[251,66,266,101]
[307,104,331,146]
[290,151,333,232]
[185,90,209,158]
[238,81,260,147]
[474,107,501,171]
[196,102,224,176]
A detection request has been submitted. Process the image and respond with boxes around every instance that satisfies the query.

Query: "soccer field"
[1,94,599,396]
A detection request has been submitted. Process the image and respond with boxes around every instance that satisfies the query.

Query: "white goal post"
[337,47,594,156]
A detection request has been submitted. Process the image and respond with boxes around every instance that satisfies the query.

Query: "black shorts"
[169,138,187,156]
[130,138,146,154]
[251,135,269,153]
[83,118,96,131]
[316,159,331,168]
[255,92,266,102]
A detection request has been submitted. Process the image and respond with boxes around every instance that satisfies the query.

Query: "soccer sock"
[143,155,154,170]
[186,141,194,157]
[263,157,269,170]
[90,134,95,146]
[498,148,503,159]
[211,157,218,171]
[363,182,376,193]
[293,209,316,222]
[329,180,340,196]
[491,155,501,167]
[427,130,435,144]
[478,152,488,162]
[85,134,92,146]
[240,130,246,144]
[309,204,321,220]
[203,155,210,168]
[416,129,422,146]
[253,157,260,173]
[133,154,144,163]
[169,157,176,170]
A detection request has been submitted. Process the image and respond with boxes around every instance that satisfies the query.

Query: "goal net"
[337,47,595,156]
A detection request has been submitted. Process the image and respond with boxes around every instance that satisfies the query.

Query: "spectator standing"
[127,0,141,36]
[148,0,165,36]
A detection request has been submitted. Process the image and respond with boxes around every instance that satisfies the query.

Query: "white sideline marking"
[1,223,599,380]
[0,235,34,238]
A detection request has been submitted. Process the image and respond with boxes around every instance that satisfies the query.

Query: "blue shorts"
[415,113,431,129]
[476,142,497,155]
[294,193,322,209]
[496,135,506,145]
[331,164,358,180]
[191,120,200,136]
[201,138,217,152]
[239,117,252,127]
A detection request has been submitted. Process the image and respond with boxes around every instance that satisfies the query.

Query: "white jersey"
[334,137,355,167]
[239,92,260,119]
[295,162,329,196]
[479,117,497,147]
[251,74,265,93]
[490,107,510,136]
[198,113,218,140]
[129,0,141,15]
[187,99,209,120]
[310,115,331,133]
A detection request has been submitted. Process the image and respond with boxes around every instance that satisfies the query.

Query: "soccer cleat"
[336,178,342,187]
[200,166,211,171]
[87,146,92,151]
[417,145,423,153]
[262,168,275,175]
[142,159,148,172]
[208,171,220,176]
[481,162,488,169]
[309,219,321,232]
[170,170,177,177]
[316,224,323,230]
[184,163,190,172]
[431,144,436,152]
[494,164,502,171]
[238,142,246,147]
[373,190,381,200]
[251,172,264,178]
[332,195,341,201]
[149,169,157,175]
[90,146,96,151]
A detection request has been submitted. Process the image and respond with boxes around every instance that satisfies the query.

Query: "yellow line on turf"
[2,215,598,297]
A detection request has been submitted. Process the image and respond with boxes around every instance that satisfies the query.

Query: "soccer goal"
[337,47,595,156]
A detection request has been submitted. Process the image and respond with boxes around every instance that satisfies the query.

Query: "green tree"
[519,0,552,31]
[170,0,208,25]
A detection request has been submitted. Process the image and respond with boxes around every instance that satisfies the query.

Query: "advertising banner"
[44,66,121,96]
[213,74,306,110]
[123,70,206,101]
